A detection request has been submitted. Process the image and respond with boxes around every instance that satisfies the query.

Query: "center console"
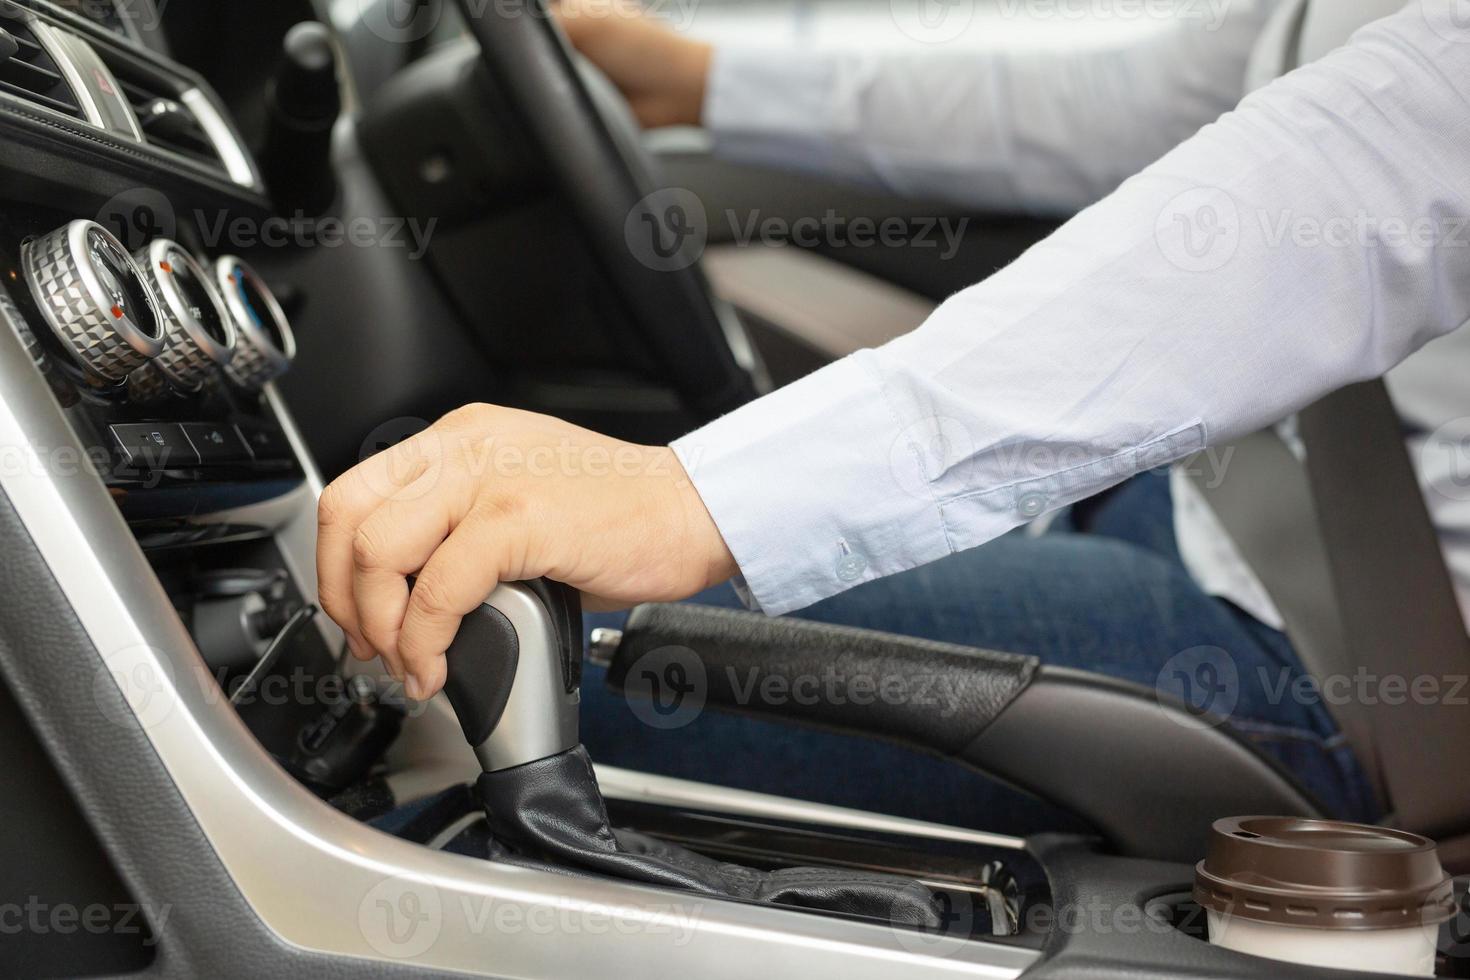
[0,211,1056,971]
[0,16,1057,968]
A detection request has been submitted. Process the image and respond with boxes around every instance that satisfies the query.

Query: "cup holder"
[1143,890,1209,942]
[1146,886,1470,979]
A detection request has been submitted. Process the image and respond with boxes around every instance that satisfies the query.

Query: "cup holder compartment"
[1145,884,1470,978]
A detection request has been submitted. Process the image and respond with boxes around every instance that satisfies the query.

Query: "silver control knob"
[131,240,235,395]
[214,256,295,389]
[22,220,165,381]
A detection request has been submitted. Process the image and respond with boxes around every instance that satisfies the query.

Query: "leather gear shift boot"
[476,745,944,927]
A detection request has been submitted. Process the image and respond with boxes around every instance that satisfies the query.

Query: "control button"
[234,420,293,461]
[134,240,236,393]
[215,257,296,389]
[111,423,200,469]
[23,221,165,380]
[182,422,250,464]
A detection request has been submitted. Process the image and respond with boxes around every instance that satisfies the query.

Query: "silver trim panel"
[0,314,1037,976]
[181,87,262,188]
[30,17,143,139]
[25,15,107,130]
[596,766,1028,852]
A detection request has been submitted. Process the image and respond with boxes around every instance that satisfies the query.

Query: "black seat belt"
[1296,382,1470,841]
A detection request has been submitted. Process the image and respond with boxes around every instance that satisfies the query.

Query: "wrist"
[667,446,737,591]
[671,39,713,127]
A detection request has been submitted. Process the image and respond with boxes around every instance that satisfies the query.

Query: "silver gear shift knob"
[441,581,581,772]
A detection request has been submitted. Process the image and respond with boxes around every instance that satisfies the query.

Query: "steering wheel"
[453,0,764,422]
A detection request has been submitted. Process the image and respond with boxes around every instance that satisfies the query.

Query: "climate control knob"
[130,240,236,396]
[22,220,165,381]
[214,256,296,390]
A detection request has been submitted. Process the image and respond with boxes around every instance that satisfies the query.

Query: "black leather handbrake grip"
[606,603,1041,755]
[604,603,1326,862]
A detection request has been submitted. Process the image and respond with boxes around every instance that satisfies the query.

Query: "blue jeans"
[581,474,1378,834]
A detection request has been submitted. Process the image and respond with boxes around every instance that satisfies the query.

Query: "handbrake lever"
[440,580,582,772]
[600,602,1323,862]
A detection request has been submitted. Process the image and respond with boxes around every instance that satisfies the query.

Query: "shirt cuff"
[703,46,845,176]
[671,350,953,616]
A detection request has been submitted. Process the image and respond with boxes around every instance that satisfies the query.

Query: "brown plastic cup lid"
[1194,816,1456,931]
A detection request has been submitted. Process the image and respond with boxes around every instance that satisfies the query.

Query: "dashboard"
[0,0,307,527]
[0,0,266,201]
[0,205,305,524]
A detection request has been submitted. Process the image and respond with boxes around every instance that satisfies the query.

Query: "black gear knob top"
[440,580,582,772]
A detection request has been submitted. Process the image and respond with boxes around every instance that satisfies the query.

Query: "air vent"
[119,81,218,164]
[0,18,84,120]
[88,39,257,187]
[102,56,221,168]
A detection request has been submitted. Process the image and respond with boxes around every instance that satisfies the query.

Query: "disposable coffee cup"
[1195,816,1455,977]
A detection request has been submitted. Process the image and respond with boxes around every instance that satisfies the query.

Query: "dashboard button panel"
[233,419,293,462]
[181,421,250,463]
[110,422,199,469]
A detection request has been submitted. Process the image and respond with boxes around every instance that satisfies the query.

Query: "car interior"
[0,0,1466,977]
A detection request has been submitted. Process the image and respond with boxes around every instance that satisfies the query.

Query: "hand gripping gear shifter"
[441,582,944,928]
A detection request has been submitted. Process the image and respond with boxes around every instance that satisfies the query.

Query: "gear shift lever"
[440,581,946,929]
[441,580,581,772]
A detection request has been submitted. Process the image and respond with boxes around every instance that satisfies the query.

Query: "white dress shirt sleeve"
[672,5,1470,616]
[702,3,1277,214]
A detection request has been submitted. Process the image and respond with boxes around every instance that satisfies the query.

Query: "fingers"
[396,517,515,698]
[317,433,439,660]
[350,468,474,679]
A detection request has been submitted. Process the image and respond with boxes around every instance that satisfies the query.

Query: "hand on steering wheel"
[454,0,761,421]
[553,0,712,129]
